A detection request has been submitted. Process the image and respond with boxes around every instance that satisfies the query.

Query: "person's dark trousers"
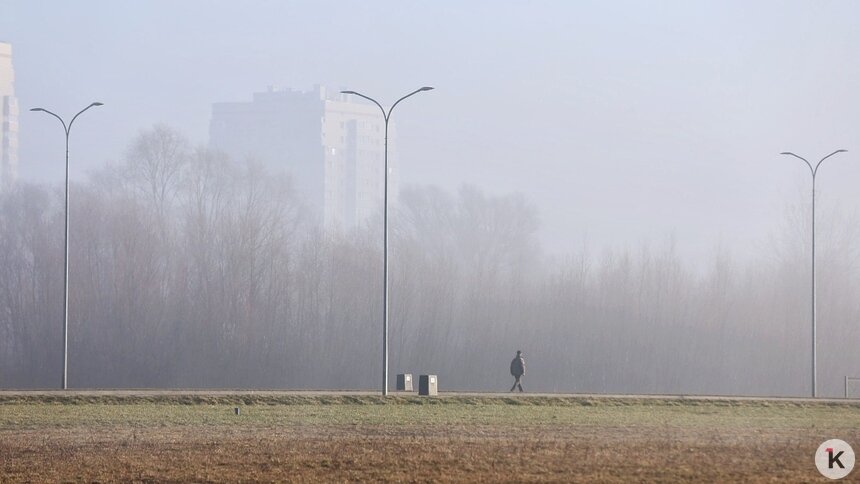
[510,376,524,392]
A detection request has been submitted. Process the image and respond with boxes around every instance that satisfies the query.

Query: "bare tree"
[2,127,859,396]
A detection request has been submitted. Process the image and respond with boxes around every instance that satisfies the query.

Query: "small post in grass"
[396,373,413,392]
[419,375,438,396]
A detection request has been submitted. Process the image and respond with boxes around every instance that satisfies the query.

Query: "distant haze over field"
[1,2,860,396]
[3,1,859,260]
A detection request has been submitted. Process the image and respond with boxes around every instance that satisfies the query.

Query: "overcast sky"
[2,0,859,261]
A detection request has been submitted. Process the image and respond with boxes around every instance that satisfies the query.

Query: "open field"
[2,393,859,482]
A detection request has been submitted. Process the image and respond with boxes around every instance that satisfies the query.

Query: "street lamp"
[340,87,433,395]
[30,102,103,390]
[780,149,847,398]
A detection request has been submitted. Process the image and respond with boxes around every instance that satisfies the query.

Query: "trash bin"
[419,374,438,396]
[396,373,413,392]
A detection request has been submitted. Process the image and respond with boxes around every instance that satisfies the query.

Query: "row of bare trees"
[1,125,858,396]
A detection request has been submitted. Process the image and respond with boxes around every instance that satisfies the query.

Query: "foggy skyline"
[2,0,860,260]
[2,5,859,482]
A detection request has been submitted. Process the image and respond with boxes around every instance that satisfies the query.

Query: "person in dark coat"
[510,350,525,392]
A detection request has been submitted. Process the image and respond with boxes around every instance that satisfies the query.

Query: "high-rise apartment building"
[0,42,19,190]
[209,86,396,231]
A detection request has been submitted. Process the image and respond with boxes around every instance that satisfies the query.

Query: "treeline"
[1,125,858,396]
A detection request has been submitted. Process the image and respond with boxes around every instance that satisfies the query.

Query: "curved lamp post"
[780,149,847,398]
[30,102,103,390]
[340,87,433,395]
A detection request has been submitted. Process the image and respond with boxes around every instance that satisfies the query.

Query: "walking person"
[510,350,525,392]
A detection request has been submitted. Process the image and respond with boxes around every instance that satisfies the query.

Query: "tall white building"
[209,86,396,231]
[0,42,19,190]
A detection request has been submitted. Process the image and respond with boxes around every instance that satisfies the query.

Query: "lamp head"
[419,86,434,92]
[340,90,357,95]
[30,107,46,112]
[91,102,104,107]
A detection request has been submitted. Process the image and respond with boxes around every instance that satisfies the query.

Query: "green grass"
[2,394,859,431]
[4,394,860,481]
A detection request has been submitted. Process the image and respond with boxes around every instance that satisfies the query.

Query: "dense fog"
[3,2,860,397]
[1,125,857,396]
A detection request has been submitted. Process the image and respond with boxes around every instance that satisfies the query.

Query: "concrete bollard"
[396,373,413,392]
[419,374,438,396]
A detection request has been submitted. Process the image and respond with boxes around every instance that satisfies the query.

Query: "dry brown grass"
[2,395,859,482]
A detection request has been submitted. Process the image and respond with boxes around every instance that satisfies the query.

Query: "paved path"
[1,389,858,404]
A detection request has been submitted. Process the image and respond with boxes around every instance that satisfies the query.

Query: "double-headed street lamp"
[30,102,104,390]
[340,87,433,396]
[780,149,847,398]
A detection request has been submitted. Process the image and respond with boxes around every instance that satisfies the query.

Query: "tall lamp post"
[30,102,103,390]
[780,149,847,398]
[340,87,433,395]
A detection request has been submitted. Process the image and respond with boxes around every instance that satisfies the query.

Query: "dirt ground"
[1,394,858,482]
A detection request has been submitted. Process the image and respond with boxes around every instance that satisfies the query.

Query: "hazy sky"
[3,0,859,260]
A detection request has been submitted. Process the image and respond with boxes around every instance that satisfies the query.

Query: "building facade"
[209,86,395,232]
[0,42,19,190]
